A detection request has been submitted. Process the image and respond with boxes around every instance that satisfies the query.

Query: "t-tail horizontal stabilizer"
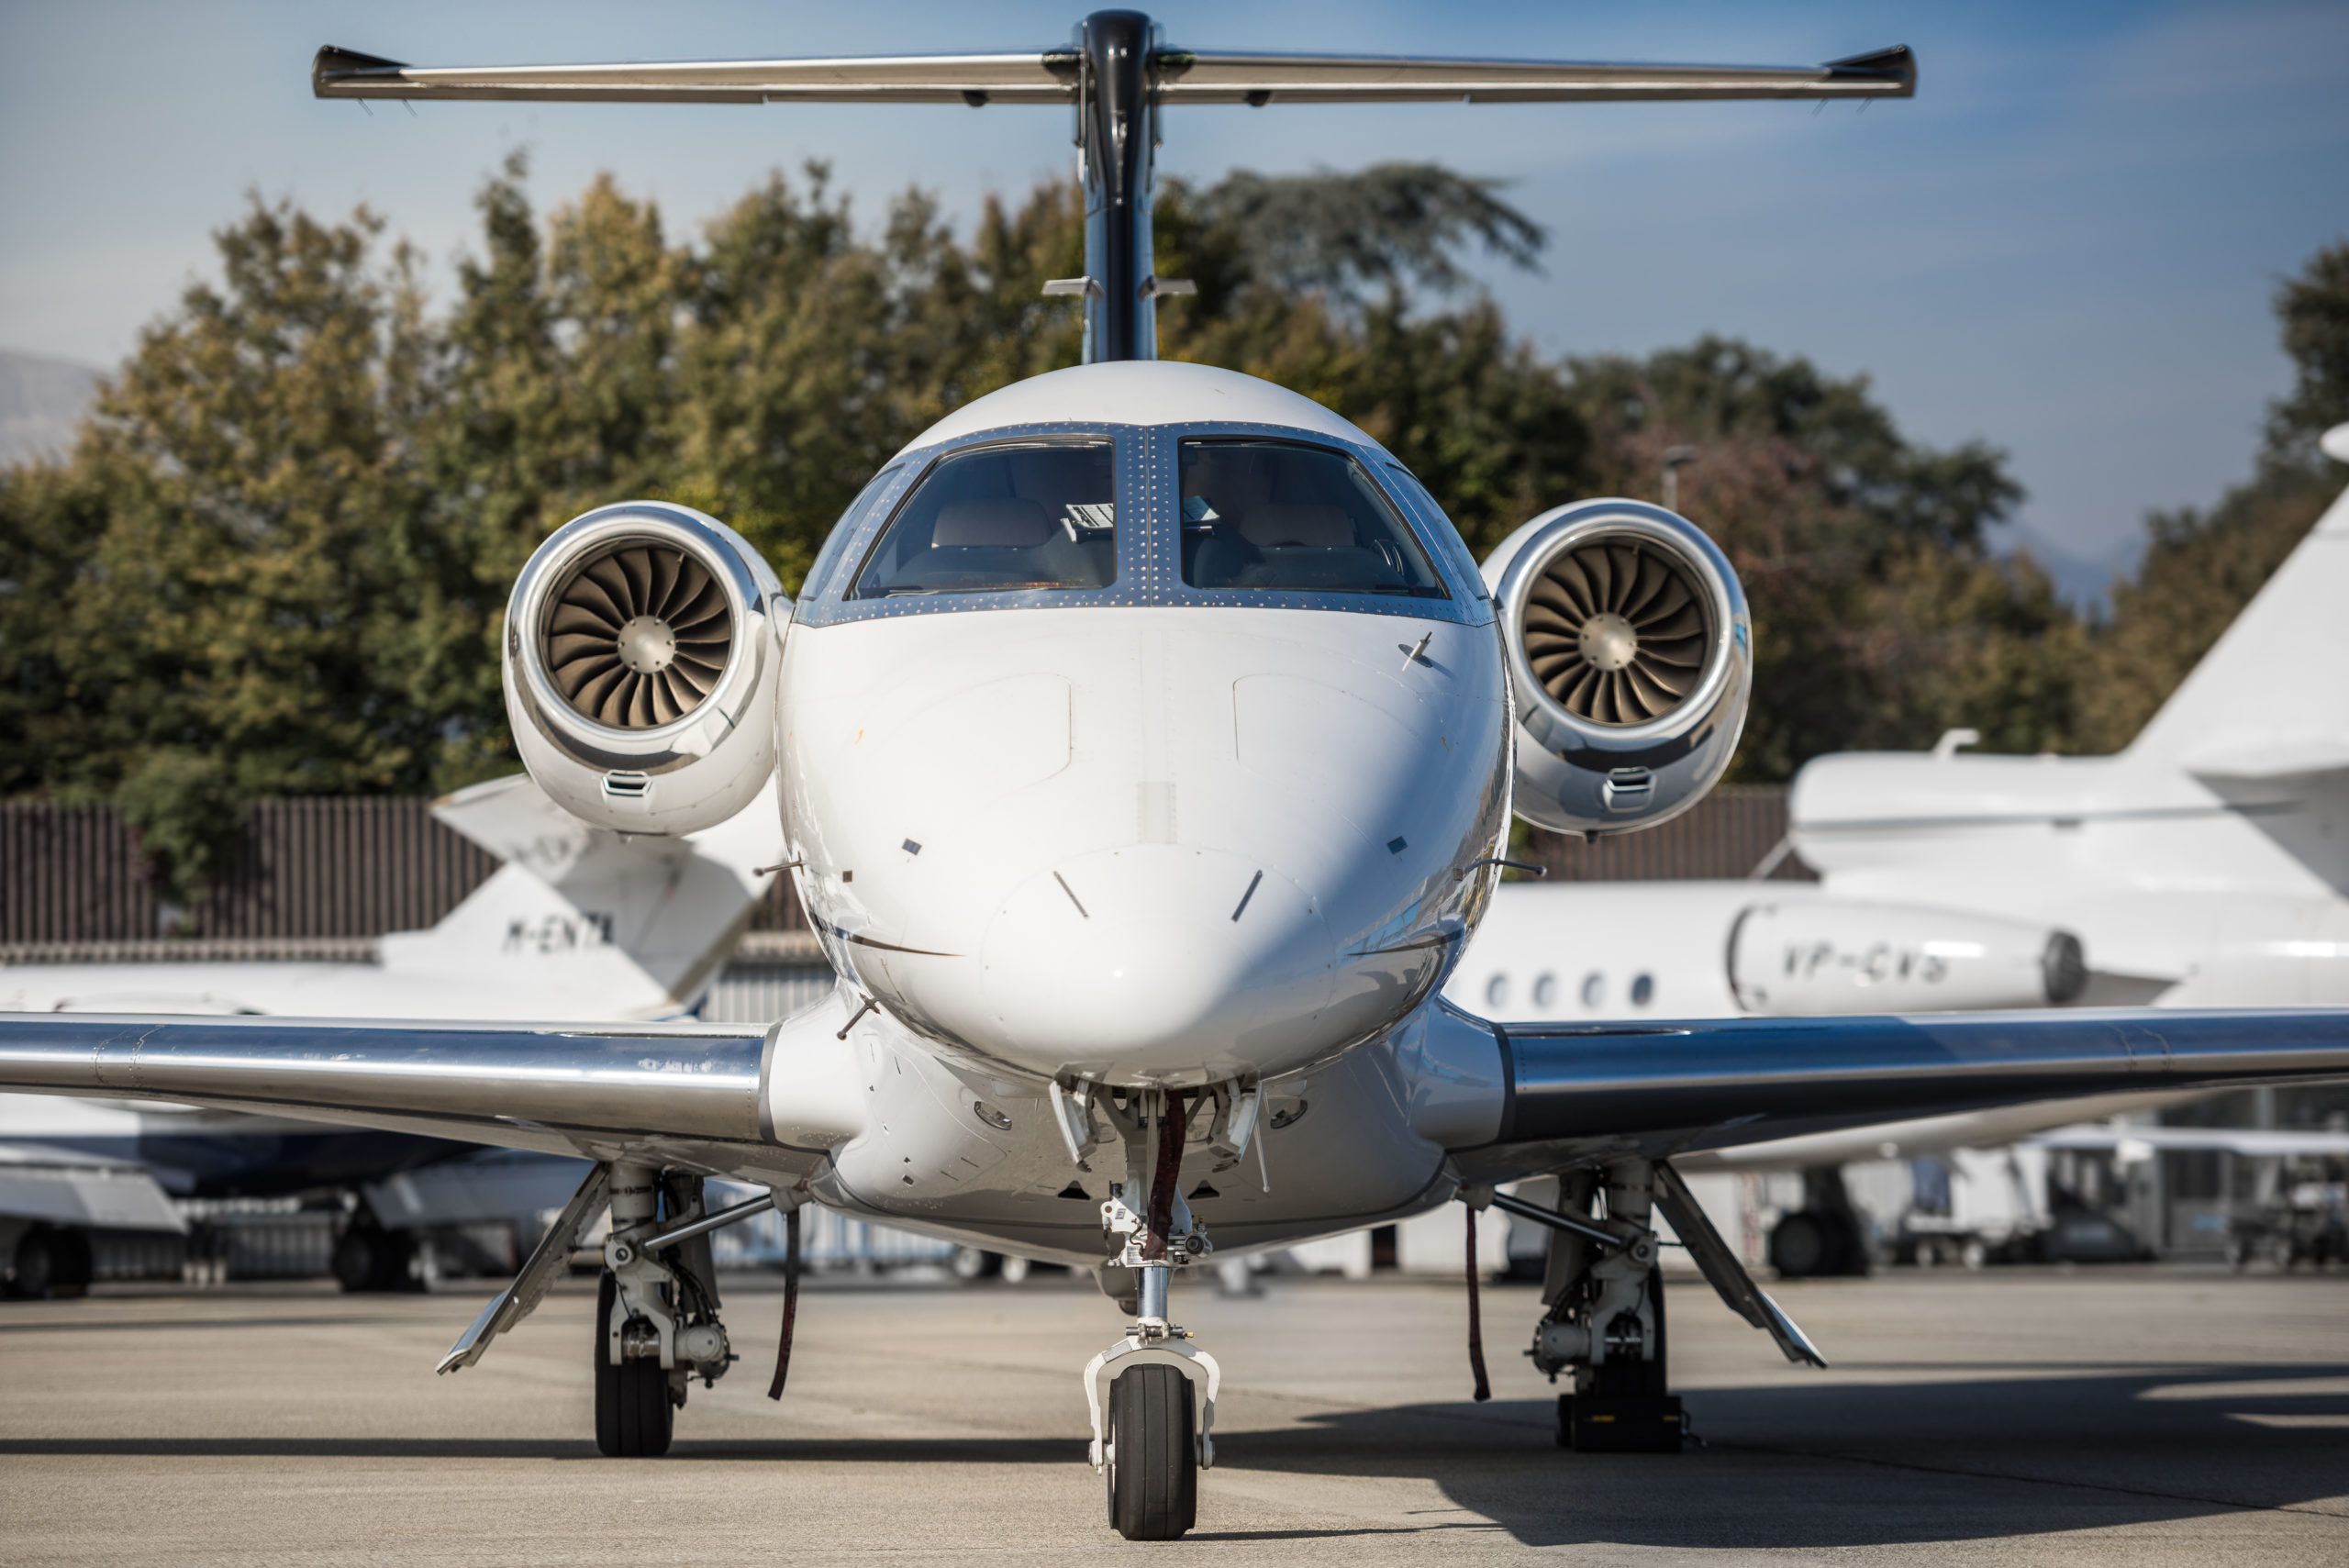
[311,14,1916,366]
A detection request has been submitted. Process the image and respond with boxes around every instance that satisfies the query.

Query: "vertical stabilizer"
[377,775,786,1018]
[2125,465,2349,770]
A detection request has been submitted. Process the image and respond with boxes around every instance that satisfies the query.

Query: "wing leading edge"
[1462,1006,2349,1180]
[0,997,865,1182]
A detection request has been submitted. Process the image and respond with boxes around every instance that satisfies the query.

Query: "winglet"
[313,46,409,99]
[1823,45,1916,95]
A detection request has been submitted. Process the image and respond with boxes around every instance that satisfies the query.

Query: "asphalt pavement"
[3,1263,2345,1564]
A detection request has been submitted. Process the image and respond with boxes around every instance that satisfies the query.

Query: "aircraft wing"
[0,1000,864,1189]
[312,43,1912,106]
[1458,1006,2349,1180]
[0,1146,187,1232]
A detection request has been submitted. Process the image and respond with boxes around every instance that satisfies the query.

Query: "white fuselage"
[782,606,1509,1088]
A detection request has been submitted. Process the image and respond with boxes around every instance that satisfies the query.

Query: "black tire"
[594,1271,674,1458]
[1769,1212,1831,1278]
[6,1227,90,1300]
[1106,1363,1197,1540]
[951,1247,1002,1282]
[9,1229,55,1299]
[332,1225,417,1293]
[333,1228,384,1293]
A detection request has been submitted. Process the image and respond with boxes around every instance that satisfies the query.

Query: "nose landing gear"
[1081,1087,1223,1541]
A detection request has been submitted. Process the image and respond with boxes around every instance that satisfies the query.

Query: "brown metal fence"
[205,798,500,939]
[1,803,158,943]
[2,797,496,942]
[4,787,1798,944]
[1523,785,1812,883]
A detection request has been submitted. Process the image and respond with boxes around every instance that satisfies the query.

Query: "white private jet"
[1452,436,2349,1270]
[0,773,784,1295]
[5,14,2347,1543]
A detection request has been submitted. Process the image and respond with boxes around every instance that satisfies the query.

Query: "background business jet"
[0,775,782,1296]
[1453,430,2349,1272]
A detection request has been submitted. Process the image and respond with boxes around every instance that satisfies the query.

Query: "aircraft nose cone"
[979,847,1336,1084]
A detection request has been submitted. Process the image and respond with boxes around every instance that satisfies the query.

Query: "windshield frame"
[792,418,1490,628]
[1174,433,1451,603]
[847,437,1124,602]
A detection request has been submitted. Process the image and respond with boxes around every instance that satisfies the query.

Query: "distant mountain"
[1992,519,2143,614]
[0,350,100,467]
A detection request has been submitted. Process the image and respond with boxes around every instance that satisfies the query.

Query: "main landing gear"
[593,1164,738,1458]
[1073,1084,1243,1541]
[1483,1157,1826,1454]
[435,1160,784,1462]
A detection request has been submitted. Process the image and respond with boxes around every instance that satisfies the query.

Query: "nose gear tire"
[594,1270,674,1458]
[1106,1363,1197,1540]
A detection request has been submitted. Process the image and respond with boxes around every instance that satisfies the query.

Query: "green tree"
[1,197,454,902]
[2076,239,2349,751]
[3,158,2135,910]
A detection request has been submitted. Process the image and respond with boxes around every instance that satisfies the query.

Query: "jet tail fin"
[377,774,788,1018]
[2126,464,2349,772]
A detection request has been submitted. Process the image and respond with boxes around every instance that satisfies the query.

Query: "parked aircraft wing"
[2031,1122,2349,1158]
[0,993,865,1184]
[0,1148,186,1232]
[313,42,1912,107]
[1464,1007,2349,1178]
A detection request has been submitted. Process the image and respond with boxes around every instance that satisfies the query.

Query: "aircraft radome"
[6,12,2349,1544]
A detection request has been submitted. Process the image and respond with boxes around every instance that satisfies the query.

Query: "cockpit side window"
[1384,462,1489,601]
[1179,439,1448,599]
[800,464,901,601]
[852,441,1117,598]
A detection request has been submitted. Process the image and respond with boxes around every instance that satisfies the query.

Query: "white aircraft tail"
[375,774,787,1019]
[2125,462,2349,773]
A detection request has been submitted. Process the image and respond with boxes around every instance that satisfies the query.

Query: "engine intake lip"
[1493,502,1747,760]
[507,502,786,775]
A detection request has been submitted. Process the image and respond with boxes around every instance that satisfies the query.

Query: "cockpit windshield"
[1180,439,1448,598]
[852,440,1117,597]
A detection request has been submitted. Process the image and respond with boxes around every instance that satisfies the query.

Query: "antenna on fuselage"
[312,15,1916,364]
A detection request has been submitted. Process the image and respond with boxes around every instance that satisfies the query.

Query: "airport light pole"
[1661,445,1698,513]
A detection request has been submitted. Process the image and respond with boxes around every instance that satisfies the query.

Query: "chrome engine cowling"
[1483,499,1751,835]
[503,501,787,835]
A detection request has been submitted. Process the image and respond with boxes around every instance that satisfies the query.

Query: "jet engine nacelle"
[503,501,787,836]
[1484,500,1752,835]
[1729,898,2088,1015]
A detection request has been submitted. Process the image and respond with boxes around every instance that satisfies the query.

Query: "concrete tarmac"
[3,1264,2345,1564]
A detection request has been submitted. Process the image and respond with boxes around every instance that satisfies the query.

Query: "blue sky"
[3,2,2344,586]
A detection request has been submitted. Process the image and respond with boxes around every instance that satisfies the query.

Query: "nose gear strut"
[1083,1086,1224,1541]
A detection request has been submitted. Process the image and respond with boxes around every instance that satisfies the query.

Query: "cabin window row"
[1482,970,1657,1013]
